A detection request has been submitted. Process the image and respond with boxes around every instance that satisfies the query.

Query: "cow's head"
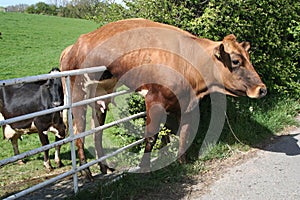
[46,68,64,107]
[213,34,267,98]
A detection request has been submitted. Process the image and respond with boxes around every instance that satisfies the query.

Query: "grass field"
[0,12,98,79]
[0,12,299,199]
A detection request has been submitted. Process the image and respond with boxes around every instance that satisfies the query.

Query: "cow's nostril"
[259,87,267,97]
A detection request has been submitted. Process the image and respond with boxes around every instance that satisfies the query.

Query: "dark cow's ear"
[241,41,250,51]
[45,79,52,88]
[215,44,232,70]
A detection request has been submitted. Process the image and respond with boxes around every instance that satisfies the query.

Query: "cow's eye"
[232,60,240,66]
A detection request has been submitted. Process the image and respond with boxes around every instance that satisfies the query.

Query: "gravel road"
[195,126,300,200]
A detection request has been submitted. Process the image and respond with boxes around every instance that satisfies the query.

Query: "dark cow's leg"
[92,104,115,174]
[50,115,66,168]
[140,95,167,172]
[54,136,64,167]
[37,131,53,171]
[10,134,25,165]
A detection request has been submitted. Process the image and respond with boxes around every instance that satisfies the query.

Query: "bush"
[188,0,300,97]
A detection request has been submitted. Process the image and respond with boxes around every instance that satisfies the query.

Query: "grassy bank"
[0,12,299,199]
[0,12,98,79]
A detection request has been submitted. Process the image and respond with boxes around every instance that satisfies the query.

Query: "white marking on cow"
[138,89,149,97]
[97,100,106,113]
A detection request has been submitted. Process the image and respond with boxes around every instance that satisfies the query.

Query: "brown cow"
[60,18,266,179]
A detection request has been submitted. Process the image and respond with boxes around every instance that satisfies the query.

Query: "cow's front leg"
[92,104,114,174]
[177,111,197,164]
[37,132,53,171]
[177,123,191,163]
[54,136,64,168]
[140,100,167,172]
[11,134,25,165]
[73,105,93,180]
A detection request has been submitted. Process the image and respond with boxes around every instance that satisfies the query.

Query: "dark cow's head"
[45,68,64,107]
[213,34,267,98]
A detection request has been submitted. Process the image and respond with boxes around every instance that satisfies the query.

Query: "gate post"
[65,76,79,193]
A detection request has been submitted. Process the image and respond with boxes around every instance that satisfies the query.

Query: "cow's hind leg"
[140,96,167,172]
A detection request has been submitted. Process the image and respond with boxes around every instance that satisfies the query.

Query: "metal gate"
[0,66,146,200]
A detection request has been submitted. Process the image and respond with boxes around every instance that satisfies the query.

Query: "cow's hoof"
[139,167,151,173]
[178,154,187,164]
[138,163,151,173]
[55,161,65,168]
[17,160,25,165]
[99,164,115,174]
[44,161,54,172]
[81,168,93,181]
[45,166,54,172]
[106,167,115,174]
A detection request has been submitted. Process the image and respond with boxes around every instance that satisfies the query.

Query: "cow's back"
[62,19,197,70]
[0,83,45,128]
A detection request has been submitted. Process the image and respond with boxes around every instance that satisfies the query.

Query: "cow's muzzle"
[247,84,267,98]
[259,86,267,98]
[52,101,62,107]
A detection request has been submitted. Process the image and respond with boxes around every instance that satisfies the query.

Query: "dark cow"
[60,18,267,179]
[0,68,66,170]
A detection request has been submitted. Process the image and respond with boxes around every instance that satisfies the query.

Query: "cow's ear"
[213,45,221,60]
[214,44,232,70]
[241,41,250,51]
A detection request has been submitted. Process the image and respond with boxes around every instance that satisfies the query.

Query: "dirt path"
[186,119,300,200]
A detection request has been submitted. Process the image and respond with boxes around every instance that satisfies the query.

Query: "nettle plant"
[116,92,176,153]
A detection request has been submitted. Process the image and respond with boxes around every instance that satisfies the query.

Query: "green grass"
[0,12,98,79]
[0,12,299,200]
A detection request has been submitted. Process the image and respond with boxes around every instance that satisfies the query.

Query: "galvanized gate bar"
[0,66,107,86]
[0,105,66,126]
[65,75,79,194]
[71,89,131,108]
